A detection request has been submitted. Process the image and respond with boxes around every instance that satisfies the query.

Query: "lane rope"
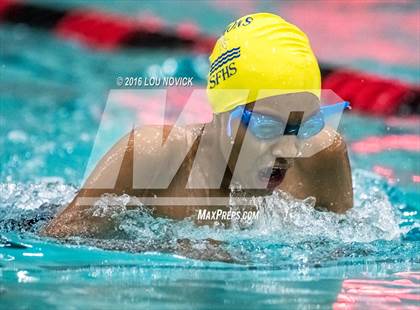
[0,0,418,116]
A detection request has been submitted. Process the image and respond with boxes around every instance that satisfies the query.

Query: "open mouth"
[258,159,291,189]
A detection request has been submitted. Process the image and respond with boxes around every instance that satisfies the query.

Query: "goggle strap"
[226,106,245,137]
[320,101,350,117]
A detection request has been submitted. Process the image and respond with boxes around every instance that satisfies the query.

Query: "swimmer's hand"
[175,238,235,263]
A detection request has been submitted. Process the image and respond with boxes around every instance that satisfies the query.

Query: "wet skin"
[43,92,353,239]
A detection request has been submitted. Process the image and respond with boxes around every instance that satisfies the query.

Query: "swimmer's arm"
[310,133,353,213]
[42,127,167,238]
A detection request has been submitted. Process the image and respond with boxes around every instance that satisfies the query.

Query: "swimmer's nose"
[271,136,299,158]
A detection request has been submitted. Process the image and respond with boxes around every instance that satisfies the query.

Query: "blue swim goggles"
[227,101,350,140]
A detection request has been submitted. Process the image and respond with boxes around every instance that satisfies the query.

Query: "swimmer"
[43,13,353,239]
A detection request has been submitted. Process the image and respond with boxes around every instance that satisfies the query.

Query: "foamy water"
[1,169,414,265]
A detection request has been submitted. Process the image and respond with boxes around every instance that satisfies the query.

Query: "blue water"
[1,3,420,309]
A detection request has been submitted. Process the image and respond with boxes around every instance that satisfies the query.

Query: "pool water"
[1,2,419,309]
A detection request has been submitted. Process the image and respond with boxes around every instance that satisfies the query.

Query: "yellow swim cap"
[207,13,321,114]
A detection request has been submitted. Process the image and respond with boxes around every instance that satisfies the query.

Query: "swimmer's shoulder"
[92,124,204,170]
[315,126,348,157]
[80,124,205,194]
[127,124,205,162]
[324,128,348,156]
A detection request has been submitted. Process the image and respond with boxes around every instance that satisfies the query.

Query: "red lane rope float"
[0,0,14,19]
[0,0,214,51]
[323,70,419,116]
[0,0,418,115]
[54,10,138,50]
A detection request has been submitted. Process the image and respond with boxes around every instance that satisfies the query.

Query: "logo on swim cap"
[224,16,253,34]
[220,37,228,50]
[207,13,321,114]
[208,47,240,89]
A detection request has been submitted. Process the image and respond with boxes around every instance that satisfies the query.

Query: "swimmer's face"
[217,92,325,191]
